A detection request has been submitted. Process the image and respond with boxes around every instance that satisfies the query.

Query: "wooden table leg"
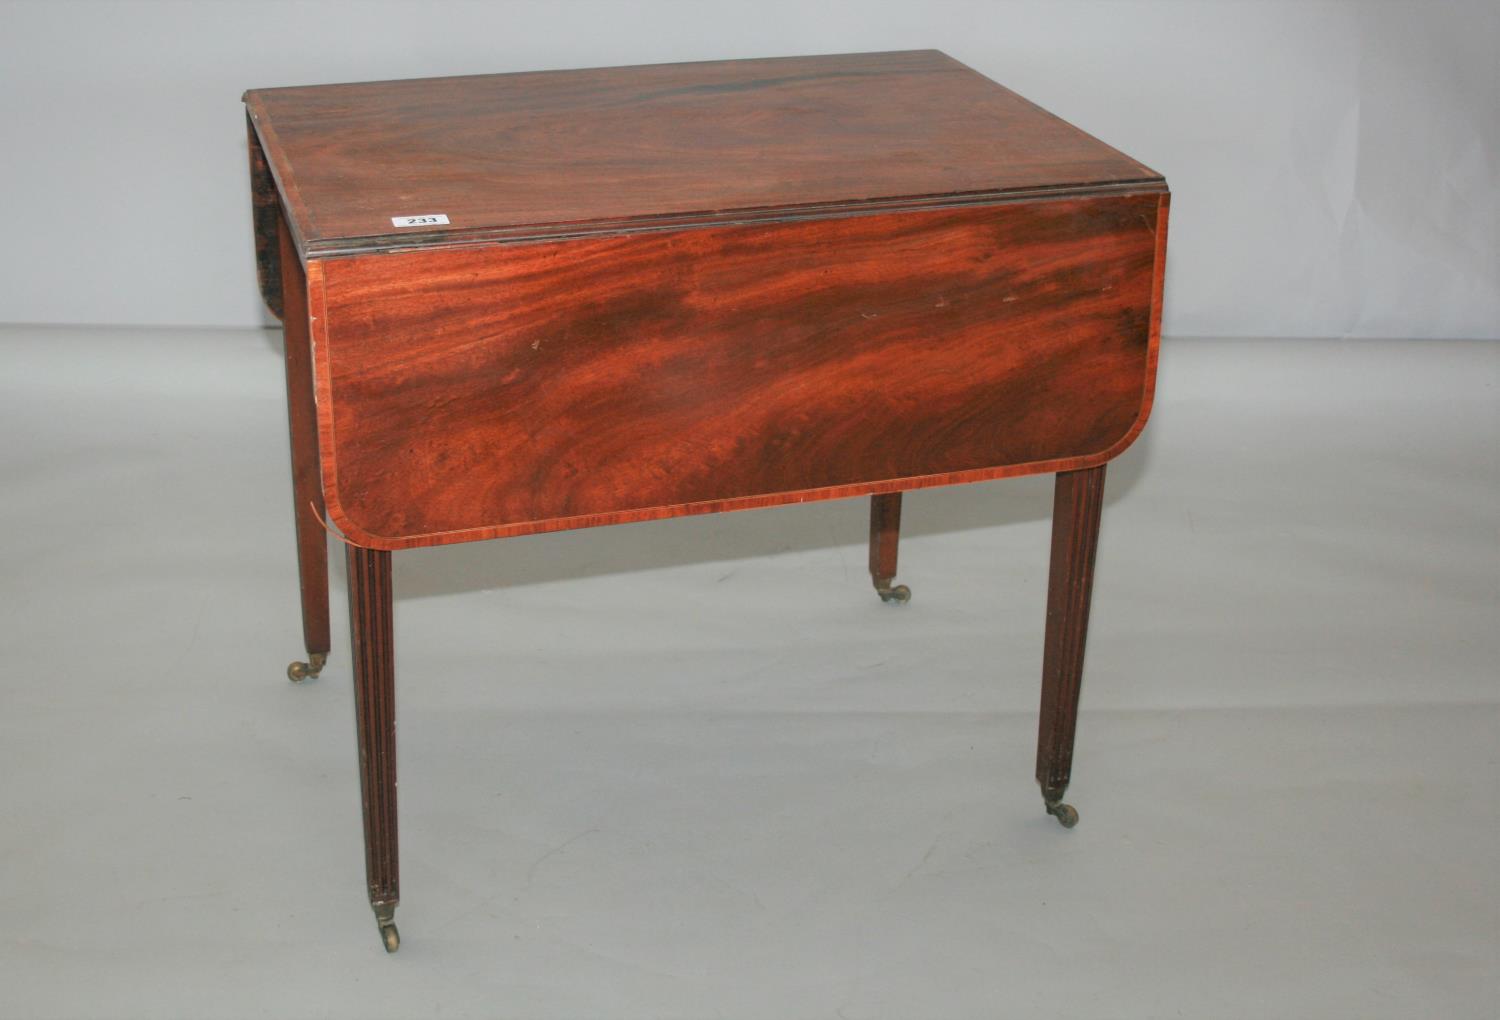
[347,544,400,952]
[868,492,911,604]
[1036,465,1106,828]
[278,211,331,683]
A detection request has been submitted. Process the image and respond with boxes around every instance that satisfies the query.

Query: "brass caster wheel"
[875,581,912,605]
[286,652,327,683]
[1045,801,1079,829]
[374,902,400,953]
[380,921,400,953]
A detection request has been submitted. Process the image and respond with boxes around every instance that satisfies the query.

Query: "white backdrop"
[2,0,1495,339]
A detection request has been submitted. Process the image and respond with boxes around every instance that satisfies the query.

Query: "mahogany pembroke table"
[243,50,1169,952]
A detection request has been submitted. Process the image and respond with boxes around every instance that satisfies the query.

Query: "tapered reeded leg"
[1036,466,1106,828]
[868,492,911,604]
[347,545,400,952]
[279,211,331,682]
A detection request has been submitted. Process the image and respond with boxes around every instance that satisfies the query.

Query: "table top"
[245,50,1162,257]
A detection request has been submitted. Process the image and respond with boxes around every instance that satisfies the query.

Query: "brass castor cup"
[375,904,400,953]
[286,652,327,683]
[380,921,400,953]
[873,579,912,605]
[1045,800,1079,828]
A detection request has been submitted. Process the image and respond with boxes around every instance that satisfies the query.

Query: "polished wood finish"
[246,116,283,320]
[869,493,905,598]
[309,192,1165,550]
[1036,465,1107,825]
[278,213,329,662]
[347,546,399,922]
[247,51,1169,949]
[244,50,1160,256]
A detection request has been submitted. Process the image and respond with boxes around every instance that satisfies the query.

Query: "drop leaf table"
[243,50,1169,953]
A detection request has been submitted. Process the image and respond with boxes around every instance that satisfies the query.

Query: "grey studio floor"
[0,326,1496,1020]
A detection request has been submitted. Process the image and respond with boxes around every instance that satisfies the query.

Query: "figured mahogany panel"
[308,190,1168,550]
[244,50,1161,254]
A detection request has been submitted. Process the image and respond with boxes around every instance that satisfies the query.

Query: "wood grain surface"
[869,493,903,586]
[277,213,329,655]
[246,115,283,319]
[307,190,1168,550]
[245,50,1161,255]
